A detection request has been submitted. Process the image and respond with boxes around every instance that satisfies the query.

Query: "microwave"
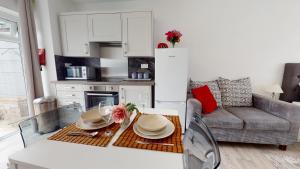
[65,66,96,80]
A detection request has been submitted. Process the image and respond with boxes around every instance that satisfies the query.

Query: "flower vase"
[120,116,130,128]
[120,111,132,129]
[171,42,175,48]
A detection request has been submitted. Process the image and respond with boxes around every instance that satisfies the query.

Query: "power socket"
[141,64,148,69]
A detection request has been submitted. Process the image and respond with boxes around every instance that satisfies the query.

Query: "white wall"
[0,0,17,11]
[33,0,76,96]
[72,0,300,94]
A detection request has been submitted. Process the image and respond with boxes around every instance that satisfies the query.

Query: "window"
[0,10,28,139]
[0,17,18,42]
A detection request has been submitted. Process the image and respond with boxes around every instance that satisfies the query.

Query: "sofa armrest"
[186,98,202,129]
[253,93,300,125]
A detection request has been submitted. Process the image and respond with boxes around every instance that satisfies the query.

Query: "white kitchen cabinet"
[88,13,122,42]
[122,12,153,57]
[119,85,152,108]
[60,14,99,57]
[55,84,85,110]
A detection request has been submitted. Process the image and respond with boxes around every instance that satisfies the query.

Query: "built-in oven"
[84,85,119,110]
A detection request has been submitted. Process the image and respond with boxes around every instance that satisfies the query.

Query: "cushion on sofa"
[190,80,222,107]
[226,107,290,131]
[202,108,243,129]
[217,77,253,107]
[192,85,217,114]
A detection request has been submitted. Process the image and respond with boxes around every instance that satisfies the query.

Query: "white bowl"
[137,114,169,132]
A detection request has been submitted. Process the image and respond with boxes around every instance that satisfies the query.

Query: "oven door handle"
[86,93,114,96]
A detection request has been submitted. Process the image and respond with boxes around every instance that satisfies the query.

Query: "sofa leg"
[279,145,287,151]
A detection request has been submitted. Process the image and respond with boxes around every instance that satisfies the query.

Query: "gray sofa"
[187,93,300,150]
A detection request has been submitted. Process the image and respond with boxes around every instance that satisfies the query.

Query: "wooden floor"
[0,134,300,169]
[219,142,300,169]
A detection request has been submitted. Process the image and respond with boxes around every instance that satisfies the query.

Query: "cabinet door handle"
[123,42,128,54]
[121,88,125,101]
[84,43,89,54]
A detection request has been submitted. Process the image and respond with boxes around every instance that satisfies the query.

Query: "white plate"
[135,124,165,136]
[137,114,169,132]
[133,120,175,139]
[75,118,114,130]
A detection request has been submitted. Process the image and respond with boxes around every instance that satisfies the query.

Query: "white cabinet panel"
[56,91,84,99]
[55,84,85,110]
[88,13,122,42]
[122,12,153,57]
[60,15,90,56]
[56,84,84,91]
[119,85,152,108]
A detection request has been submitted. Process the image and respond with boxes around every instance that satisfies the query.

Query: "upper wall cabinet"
[59,11,153,57]
[88,13,122,42]
[122,12,153,57]
[60,14,99,57]
[60,15,90,57]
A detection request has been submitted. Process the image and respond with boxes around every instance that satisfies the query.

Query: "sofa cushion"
[226,107,290,131]
[202,108,243,129]
[217,77,253,107]
[192,85,217,114]
[190,80,222,107]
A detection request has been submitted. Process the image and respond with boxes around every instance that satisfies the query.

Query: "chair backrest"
[18,103,83,147]
[183,119,221,169]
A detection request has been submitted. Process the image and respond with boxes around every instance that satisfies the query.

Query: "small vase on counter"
[112,103,139,129]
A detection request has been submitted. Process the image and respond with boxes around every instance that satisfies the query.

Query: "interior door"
[88,13,122,42]
[60,15,89,56]
[122,12,153,57]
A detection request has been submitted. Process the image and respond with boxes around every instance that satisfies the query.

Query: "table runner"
[113,113,183,153]
[48,123,120,147]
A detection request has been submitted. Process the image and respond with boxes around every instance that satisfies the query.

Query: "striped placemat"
[113,113,183,153]
[48,123,120,147]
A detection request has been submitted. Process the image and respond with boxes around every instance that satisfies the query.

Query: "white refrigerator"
[155,48,189,130]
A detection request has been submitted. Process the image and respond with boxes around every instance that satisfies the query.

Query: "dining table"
[8,108,184,169]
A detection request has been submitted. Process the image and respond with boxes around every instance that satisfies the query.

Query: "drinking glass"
[98,100,113,136]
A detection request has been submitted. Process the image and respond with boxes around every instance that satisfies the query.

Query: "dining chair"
[183,117,221,169]
[18,103,83,147]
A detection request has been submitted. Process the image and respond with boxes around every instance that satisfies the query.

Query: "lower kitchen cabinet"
[119,85,152,108]
[55,84,86,110]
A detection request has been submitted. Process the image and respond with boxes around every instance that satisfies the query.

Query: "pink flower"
[112,104,128,123]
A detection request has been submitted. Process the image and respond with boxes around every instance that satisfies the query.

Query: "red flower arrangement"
[165,30,182,48]
[157,43,168,48]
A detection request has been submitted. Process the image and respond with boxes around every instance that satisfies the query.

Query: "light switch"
[141,64,148,69]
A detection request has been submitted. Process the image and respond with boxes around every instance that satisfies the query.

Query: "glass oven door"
[84,91,119,110]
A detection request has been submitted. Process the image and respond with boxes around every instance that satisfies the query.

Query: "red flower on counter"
[165,30,182,47]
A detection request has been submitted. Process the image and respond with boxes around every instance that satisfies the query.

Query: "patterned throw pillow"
[217,77,253,107]
[190,80,222,107]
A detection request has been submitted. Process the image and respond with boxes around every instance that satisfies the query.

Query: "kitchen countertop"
[51,79,155,86]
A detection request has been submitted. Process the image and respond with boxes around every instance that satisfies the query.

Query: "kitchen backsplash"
[55,55,101,80]
[128,57,155,79]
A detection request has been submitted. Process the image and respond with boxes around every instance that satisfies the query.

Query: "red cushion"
[191,85,217,114]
